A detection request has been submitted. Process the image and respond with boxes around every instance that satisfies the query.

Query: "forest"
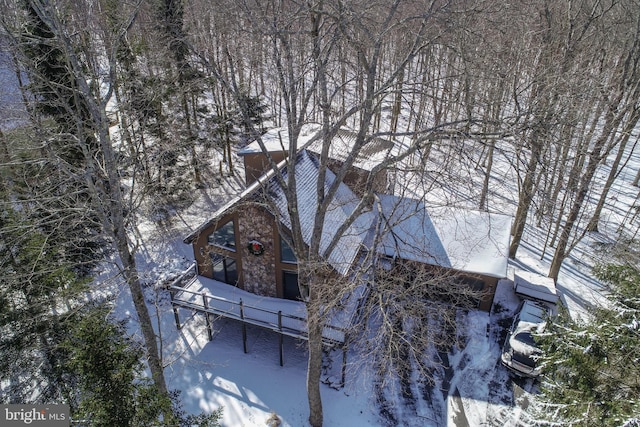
[1,0,639,426]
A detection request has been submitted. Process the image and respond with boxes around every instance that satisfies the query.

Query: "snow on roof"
[376,194,451,267]
[186,150,373,276]
[305,129,394,171]
[269,151,374,275]
[514,270,558,304]
[238,126,394,172]
[189,125,511,279]
[183,175,267,244]
[375,194,512,278]
[237,124,321,155]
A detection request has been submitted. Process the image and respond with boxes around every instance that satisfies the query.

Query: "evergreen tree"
[13,3,106,273]
[236,92,268,135]
[62,304,173,427]
[0,203,222,424]
[0,205,89,403]
[64,304,224,426]
[537,262,640,426]
[3,0,173,401]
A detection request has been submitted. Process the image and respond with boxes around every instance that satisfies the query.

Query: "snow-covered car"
[501,300,549,377]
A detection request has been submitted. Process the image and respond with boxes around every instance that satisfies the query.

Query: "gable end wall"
[236,204,278,297]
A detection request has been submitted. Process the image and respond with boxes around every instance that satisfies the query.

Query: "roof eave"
[183,156,292,244]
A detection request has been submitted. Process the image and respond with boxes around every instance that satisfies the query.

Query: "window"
[455,276,485,308]
[211,253,238,285]
[208,221,236,251]
[459,276,485,292]
[282,271,300,300]
[280,236,297,264]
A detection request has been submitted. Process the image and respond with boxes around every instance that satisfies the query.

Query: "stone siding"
[236,204,277,297]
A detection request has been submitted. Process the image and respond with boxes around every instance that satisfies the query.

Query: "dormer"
[237,128,292,186]
[237,125,394,196]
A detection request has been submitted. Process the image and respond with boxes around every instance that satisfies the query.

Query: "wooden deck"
[166,263,359,383]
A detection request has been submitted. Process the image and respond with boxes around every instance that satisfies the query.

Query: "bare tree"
[2,0,174,410]
[585,111,640,233]
[10,0,640,423]
[548,22,640,279]
[185,0,524,423]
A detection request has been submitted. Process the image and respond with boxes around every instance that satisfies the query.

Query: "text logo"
[1,405,69,426]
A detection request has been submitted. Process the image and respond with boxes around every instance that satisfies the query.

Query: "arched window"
[208,220,236,251]
[279,236,297,263]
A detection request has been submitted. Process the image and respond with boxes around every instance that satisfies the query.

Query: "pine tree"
[236,92,268,135]
[537,262,640,425]
[62,304,173,427]
[2,0,173,403]
[0,205,89,403]
[0,205,222,425]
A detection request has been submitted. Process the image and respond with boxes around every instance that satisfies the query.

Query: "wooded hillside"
[1,1,639,426]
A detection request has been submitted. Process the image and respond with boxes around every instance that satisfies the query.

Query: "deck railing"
[166,262,349,346]
[167,263,359,384]
[168,283,347,346]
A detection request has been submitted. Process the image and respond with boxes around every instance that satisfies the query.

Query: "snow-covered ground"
[119,217,538,427]
[3,20,635,423]
[109,200,552,426]
[108,122,638,426]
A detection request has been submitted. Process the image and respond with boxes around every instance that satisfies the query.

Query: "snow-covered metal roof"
[305,129,394,171]
[375,194,512,278]
[268,151,374,275]
[183,173,270,244]
[189,125,512,280]
[237,124,321,156]
[238,126,394,172]
[185,149,374,276]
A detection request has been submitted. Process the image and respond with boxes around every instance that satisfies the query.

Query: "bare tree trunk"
[94,85,171,398]
[0,130,9,195]
[586,112,640,232]
[548,150,603,279]
[478,139,494,211]
[549,102,636,280]
[115,228,169,396]
[390,67,404,133]
[25,0,172,401]
[549,9,640,278]
[509,140,542,257]
[305,270,324,427]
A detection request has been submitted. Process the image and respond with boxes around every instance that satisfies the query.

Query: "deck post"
[202,292,213,341]
[341,337,348,387]
[278,311,283,367]
[240,299,248,353]
[169,287,181,330]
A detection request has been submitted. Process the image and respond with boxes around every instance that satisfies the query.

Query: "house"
[374,194,511,309]
[184,126,512,311]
